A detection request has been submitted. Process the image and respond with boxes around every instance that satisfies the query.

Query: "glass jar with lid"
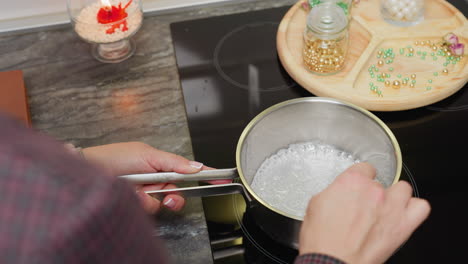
[303,2,349,75]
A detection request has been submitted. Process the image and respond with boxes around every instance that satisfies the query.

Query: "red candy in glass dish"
[97,0,132,34]
[67,0,143,63]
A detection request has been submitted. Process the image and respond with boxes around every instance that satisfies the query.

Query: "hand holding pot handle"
[298,163,431,264]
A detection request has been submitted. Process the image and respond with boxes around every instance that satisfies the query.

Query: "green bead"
[431,52,435,56]
[417,51,421,55]
[452,61,456,64]
[422,52,427,55]
[456,57,461,61]
[371,74,375,78]
[386,73,390,78]
[412,80,416,84]
[375,68,379,72]
[426,87,432,91]
[409,53,414,57]
[404,77,409,81]
[449,56,454,60]
[389,67,394,71]
[383,55,387,58]
[397,74,402,78]
[371,87,376,91]
[443,62,448,66]
[370,82,374,86]
[377,90,382,95]
[433,72,438,76]
[400,48,404,54]
[428,79,433,83]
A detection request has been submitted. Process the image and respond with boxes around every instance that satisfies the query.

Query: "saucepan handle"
[119,168,238,184]
[144,183,251,202]
[119,168,253,202]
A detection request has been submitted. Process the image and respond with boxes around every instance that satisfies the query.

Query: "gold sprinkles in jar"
[303,39,346,74]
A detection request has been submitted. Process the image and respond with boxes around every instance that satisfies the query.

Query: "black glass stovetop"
[171,2,468,263]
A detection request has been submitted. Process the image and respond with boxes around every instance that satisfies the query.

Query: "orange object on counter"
[0,70,31,127]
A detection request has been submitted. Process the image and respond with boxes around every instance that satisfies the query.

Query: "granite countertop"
[0,0,295,263]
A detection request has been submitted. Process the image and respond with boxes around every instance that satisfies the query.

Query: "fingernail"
[164,198,176,209]
[189,161,203,169]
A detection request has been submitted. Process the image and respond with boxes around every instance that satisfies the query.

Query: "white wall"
[0,0,235,33]
[1,0,69,21]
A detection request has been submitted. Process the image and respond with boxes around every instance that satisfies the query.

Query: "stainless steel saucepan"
[120,97,402,248]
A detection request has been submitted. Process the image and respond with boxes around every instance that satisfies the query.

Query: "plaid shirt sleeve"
[294,253,346,264]
[0,114,167,264]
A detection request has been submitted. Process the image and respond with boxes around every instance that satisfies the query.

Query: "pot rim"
[235,97,402,221]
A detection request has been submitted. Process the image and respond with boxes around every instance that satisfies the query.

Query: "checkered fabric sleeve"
[0,114,167,264]
[294,253,346,264]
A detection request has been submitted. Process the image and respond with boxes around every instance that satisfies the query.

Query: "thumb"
[148,149,204,174]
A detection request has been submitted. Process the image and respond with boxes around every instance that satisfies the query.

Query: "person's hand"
[299,163,431,264]
[82,142,209,214]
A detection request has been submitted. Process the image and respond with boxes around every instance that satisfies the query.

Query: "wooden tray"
[277,0,468,111]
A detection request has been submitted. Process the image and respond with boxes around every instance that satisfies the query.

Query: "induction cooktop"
[171,2,468,263]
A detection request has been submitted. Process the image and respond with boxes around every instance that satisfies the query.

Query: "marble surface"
[0,0,295,263]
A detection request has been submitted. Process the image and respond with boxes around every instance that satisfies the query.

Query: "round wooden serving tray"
[277,0,468,111]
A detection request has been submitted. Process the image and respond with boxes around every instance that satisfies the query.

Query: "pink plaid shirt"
[0,114,167,264]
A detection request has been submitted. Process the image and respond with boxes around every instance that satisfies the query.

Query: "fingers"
[136,188,161,214]
[334,162,377,188]
[137,183,186,213]
[345,162,377,180]
[146,149,204,174]
[162,194,186,211]
[205,179,233,184]
[385,181,413,209]
[404,198,431,232]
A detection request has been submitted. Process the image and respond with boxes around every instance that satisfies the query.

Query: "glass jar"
[303,2,349,75]
[381,0,425,27]
[66,0,143,63]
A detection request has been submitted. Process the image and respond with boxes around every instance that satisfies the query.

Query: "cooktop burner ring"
[213,22,297,92]
[227,162,419,263]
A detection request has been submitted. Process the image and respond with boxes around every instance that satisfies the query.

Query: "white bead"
[402,7,410,15]
[395,12,404,20]
[390,5,400,15]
